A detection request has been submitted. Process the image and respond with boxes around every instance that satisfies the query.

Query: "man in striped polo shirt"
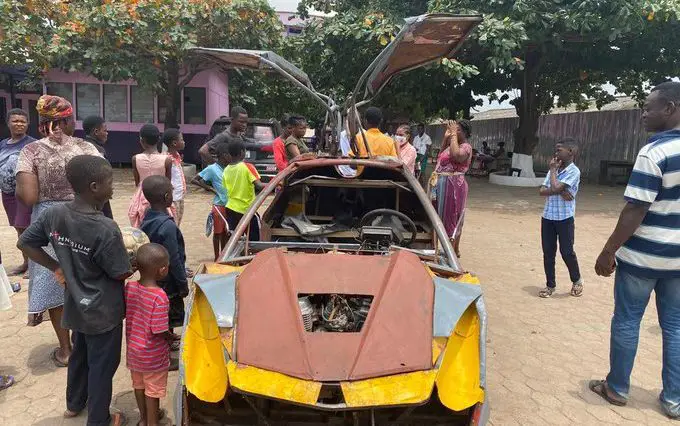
[591,81,680,418]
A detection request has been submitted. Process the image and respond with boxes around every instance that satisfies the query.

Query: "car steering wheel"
[359,208,418,247]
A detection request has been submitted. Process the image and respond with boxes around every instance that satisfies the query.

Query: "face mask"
[395,135,406,143]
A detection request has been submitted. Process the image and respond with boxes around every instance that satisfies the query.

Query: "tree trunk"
[512,50,544,155]
[163,64,181,130]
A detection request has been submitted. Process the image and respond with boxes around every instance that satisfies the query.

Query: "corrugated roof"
[471,96,640,121]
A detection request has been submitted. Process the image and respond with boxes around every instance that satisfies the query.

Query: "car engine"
[298,294,373,333]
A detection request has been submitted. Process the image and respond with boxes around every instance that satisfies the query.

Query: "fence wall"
[427,109,648,181]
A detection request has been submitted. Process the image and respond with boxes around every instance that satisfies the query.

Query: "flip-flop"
[0,375,14,390]
[589,379,627,406]
[51,348,69,368]
[111,411,127,426]
[135,410,166,426]
[63,409,81,418]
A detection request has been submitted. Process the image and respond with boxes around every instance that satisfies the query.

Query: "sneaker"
[660,393,680,419]
[11,282,21,293]
[538,287,555,298]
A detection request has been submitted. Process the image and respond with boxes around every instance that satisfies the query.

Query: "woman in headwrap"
[15,95,102,367]
[428,120,473,258]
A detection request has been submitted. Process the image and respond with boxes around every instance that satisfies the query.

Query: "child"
[223,137,266,241]
[128,124,172,227]
[18,155,132,426]
[125,243,172,426]
[538,140,583,298]
[162,128,186,226]
[82,115,113,219]
[192,139,230,260]
[139,175,188,360]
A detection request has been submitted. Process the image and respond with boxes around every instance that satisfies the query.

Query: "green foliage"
[430,0,680,154]
[49,0,281,127]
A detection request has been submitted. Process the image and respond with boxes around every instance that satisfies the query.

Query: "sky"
[269,0,301,12]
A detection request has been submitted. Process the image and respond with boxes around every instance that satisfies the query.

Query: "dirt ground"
[0,170,674,425]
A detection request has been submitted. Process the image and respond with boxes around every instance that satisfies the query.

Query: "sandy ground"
[0,170,675,425]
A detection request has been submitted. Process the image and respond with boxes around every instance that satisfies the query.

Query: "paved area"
[0,170,675,425]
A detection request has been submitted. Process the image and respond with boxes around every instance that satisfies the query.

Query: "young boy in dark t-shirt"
[140,175,189,363]
[18,155,132,426]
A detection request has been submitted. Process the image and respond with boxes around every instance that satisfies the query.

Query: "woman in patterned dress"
[15,95,102,366]
[429,120,473,258]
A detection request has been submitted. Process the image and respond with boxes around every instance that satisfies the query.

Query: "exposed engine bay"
[298,294,373,333]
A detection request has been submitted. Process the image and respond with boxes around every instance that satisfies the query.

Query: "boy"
[192,141,230,260]
[82,115,112,220]
[140,175,188,363]
[18,155,131,426]
[125,243,171,426]
[162,128,186,226]
[223,137,266,241]
[538,140,583,298]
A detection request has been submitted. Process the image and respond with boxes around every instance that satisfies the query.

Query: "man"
[271,114,292,172]
[199,106,249,164]
[413,123,432,178]
[537,140,582,298]
[590,81,680,419]
[284,115,310,161]
[351,107,398,158]
[82,115,113,219]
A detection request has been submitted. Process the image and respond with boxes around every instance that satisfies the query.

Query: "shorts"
[2,192,32,228]
[131,370,168,398]
[212,205,229,235]
[225,207,260,241]
[173,200,185,226]
[169,296,185,328]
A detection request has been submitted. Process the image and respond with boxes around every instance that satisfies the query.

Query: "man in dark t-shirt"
[19,155,131,426]
[199,105,250,165]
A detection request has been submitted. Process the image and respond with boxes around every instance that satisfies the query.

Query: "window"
[157,95,180,124]
[130,86,154,123]
[46,83,73,104]
[76,83,101,120]
[103,85,128,122]
[183,87,206,124]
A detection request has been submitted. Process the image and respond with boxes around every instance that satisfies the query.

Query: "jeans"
[66,324,123,426]
[606,270,680,416]
[541,217,581,288]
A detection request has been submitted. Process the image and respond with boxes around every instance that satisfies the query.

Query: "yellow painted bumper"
[183,263,484,411]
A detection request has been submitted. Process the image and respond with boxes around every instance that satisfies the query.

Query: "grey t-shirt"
[206,131,254,155]
[20,203,131,334]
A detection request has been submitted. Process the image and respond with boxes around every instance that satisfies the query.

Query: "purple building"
[0,68,229,165]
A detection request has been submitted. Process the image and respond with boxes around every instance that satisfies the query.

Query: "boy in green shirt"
[223,137,265,241]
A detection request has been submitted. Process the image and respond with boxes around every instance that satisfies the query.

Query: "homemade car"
[179,13,488,426]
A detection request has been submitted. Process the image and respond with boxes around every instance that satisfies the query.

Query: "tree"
[50,0,282,128]
[229,0,525,124]
[0,0,68,96]
[430,0,680,155]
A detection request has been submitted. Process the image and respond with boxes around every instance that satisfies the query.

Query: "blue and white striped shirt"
[617,129,680,278]
[542,163,580,221]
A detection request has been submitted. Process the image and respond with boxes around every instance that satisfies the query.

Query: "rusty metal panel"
[235,249,433,381]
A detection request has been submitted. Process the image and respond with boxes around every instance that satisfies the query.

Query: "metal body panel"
[193,273,237,328]
[235,249,433,381]
[432,277,483,337]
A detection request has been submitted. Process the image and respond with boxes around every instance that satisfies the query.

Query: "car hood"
[234,249,434,381]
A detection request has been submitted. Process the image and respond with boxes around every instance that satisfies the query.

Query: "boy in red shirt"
[125,243,172,426]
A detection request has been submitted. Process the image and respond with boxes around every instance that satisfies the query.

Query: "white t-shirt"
[413,133,432,156]
[338,130,356,177]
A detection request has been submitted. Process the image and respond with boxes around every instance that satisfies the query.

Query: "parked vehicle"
[181,14,487,426]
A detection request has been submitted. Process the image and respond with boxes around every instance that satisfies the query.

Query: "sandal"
[63,409,81,418]
[0,375,14,390]
[589,379,627,406]
[170,340,181,351]
[51,347,69,368]
[111,411,127,426]
[571,282,584,297]
[538,287,555,298]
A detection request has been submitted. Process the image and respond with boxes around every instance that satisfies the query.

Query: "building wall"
[0,69,230,165]
[426,109,648,182]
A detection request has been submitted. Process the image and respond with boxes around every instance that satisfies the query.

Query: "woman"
[15,95,102,367]
[0,248,15,391]
[395,124,417,174]
[0,109,36,276]
[429,120,473,258]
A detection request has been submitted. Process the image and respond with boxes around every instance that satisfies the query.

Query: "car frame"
[179,13,487,426]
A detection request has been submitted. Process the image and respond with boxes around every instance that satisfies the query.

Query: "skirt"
[2,191,32,228]
[27,201,67,325]
[0,264,14,311]
[432,173,468,239]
